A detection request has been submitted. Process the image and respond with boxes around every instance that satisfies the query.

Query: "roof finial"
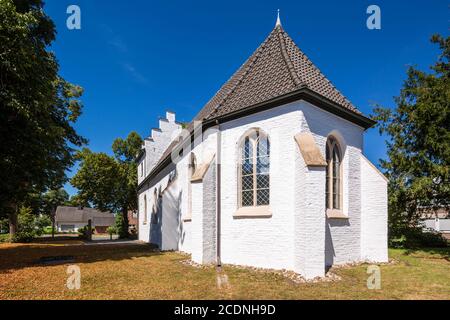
[275,9,281,27]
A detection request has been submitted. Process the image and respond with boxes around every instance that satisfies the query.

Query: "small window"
[238,129,270,208]
[326,137,342,210]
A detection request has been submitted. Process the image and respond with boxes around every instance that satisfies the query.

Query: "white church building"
[136,18,388,279]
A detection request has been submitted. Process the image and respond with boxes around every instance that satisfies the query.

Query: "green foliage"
[373,34,450,241]
[0,233,9,243]
[35,214,51,230]
[78,225,95,239]
[112,131,143,163]
[71,149,125,213]
[0,218,8,234]
[389,227,448,249]
[114,212,129,239]
[66,194,91,208]
[41,189,69,215]
[0,0,86,218]
[12,207,37,243]
[71,132,143,239]
[107,225,117,236]
[42,226,54,235]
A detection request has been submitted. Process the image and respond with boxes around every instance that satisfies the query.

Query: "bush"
[43,226,54,235]
[107,226,116,235]
[389,227,448,248]
[12,207,38,243]
[0,234,10,243]
[0,218,9,234]
[115,212,129,239]
[35,215,51,231]
[78,225,95,239]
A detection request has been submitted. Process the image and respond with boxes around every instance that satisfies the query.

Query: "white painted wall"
[56,223,86,232]
[138,112,182,185]
[220,103,300,271]
[360,155,389,262]
[136,99,388,278]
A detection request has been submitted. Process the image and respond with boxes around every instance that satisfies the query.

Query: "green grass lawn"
[0,241,448,300]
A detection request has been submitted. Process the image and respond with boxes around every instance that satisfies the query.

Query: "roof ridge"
[207,31,273,119]
[276,27,302,87]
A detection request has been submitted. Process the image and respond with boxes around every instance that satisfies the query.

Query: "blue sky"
[44,0,448,196]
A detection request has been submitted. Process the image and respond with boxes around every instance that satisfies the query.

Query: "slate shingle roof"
[144,25,365,182]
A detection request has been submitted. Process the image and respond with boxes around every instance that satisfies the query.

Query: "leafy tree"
[0,0,86,234]
[0,218,8,234]
[34,214,51,230]
[71,132,143,238]
[12,206,37,243]
[66,194,91,208]
[41,189,69,238]
[373,35,449,241]
[107,225,117,240]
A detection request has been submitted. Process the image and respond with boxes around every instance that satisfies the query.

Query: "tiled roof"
[144,25,364,182]
[56,206,115,225]
[197,24,360,121]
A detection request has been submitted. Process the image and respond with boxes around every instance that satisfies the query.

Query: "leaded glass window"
[239,130,270,207]
[326,137,342,210]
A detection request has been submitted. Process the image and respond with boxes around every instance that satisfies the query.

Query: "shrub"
[107,226,116,235]
[0,218,9,234]
[389,227,448,248]
[78,225,95,239]
[35,215,52,231]
[115,212,129,239]
[43,226,54,235]
[106,226,117,240]
[12,207,38,243]
[0,234,10,243]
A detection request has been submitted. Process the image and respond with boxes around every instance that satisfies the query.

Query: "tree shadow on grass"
[0,241,163,273]
[403,247,450,262]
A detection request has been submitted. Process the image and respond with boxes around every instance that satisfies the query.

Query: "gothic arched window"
[143,194,147,224]
[239,129,270,207]
[326,137,342,210]
[187,153,197,219]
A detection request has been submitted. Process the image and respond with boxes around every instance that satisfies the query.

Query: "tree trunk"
[8,204,18,240]
[51,208,56,239]
[121,207,129,239]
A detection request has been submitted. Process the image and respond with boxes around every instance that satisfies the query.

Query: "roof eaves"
[137,87,375,190]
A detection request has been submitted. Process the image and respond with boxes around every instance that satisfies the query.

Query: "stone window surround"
[292,131,349,220]
[325,135,348,219]
[143,194,147,225]
[236,128,271,215]
[183,153,197,222]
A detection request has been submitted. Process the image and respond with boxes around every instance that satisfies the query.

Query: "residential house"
[55,206,115,234]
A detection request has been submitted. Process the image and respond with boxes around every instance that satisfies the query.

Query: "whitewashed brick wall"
[137,99,388,278]
[360,155,389,262]
[220,104,301,270]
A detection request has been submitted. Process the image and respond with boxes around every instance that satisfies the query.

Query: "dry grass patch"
[0,242,448,300]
